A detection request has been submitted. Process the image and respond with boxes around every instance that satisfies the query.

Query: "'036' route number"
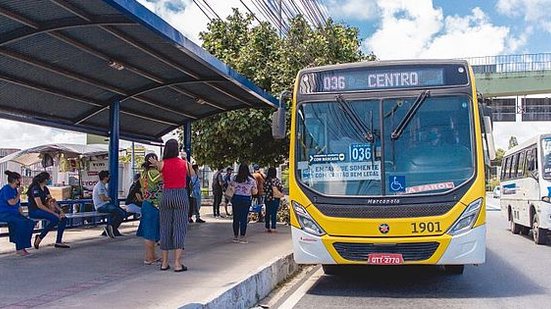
[411,221,442,234]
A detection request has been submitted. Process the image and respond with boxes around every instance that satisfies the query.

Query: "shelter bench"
[0,199,138,238]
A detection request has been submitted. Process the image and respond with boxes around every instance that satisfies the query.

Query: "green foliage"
[189,9,372,167]
[491,148,505,166]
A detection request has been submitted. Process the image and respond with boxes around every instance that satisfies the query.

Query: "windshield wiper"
[391,90,431,140]
[336,95,374,143]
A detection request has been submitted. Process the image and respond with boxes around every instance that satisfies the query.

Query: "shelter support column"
[109,100,120,206]
[183,121,192,161]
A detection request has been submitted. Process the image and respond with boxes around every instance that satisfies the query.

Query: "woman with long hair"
[263,167,284,233]
[27,172,69,249]
[137,153,163,265]
[230,163,258,243]
[0,171,35,256]
[149,139,194,272]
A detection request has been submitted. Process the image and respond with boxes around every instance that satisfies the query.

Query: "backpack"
[125,181,142,206]
[212,171,222,191]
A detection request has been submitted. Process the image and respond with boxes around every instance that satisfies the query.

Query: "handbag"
[225,183,236,199]
[272,185,284,199]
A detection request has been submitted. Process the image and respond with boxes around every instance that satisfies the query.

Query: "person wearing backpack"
[263,167,284,233]
[211,166,224,218]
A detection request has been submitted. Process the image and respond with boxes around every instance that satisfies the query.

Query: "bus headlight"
[292,201,326,236]
[448,198,483,236]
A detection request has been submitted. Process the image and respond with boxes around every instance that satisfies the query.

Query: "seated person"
[125,173,143,215]
[27,172,70,249]
[93,170,128,238]
[0,171,35,256]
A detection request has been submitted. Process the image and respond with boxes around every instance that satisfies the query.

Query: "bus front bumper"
[292,225,486,265]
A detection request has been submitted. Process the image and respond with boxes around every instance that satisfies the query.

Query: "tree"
[508,136,518,149]
[189,9,372,167]
[492,148,505,166]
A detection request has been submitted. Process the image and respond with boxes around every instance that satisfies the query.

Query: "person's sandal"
[33,235,41,250]
[174,265,188,272]
[144,257,162,265]
[54,243,70,249]
[160,265,170,271]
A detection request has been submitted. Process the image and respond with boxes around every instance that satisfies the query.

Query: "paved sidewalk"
[0,213,293,308]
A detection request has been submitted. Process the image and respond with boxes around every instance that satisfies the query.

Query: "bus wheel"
[520,226,530,235]
[322,265,341,275]
[510,216,521,234]
[532,215,547,245]
[444,265,464,275]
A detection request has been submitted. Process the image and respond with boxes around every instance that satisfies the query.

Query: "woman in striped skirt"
[149,139,194,272]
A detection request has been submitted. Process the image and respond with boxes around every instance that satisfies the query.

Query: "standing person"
[230,163,257,243]
[263,167,284,233]
[0,171,35,256]
[223,167,233,217]
[149,139,195,272]
[93,171,128,238]
[252,164,266,222]
[27,172,70,249]
[211,166,224,218]
[137,153,162,265]
[190,164,205,223]
[125,173,143,215]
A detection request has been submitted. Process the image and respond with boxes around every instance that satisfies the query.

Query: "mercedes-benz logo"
[378,223,390,234]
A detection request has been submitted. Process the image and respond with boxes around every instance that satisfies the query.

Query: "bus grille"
[333,242,439,262]
[316,204,454,218]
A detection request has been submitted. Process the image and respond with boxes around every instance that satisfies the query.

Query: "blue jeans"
[29,209,66,244]
[265,199,280,229]
[231,195,251,237]
[97,203,127,230]
[0,212,35,250]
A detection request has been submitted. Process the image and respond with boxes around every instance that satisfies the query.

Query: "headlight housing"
[448,198,483,235]
[292,201,326,236]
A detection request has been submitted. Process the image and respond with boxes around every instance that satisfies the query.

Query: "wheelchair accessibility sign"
[389,176,406,193]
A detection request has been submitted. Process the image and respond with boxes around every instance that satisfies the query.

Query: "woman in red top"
[150,139,194,272]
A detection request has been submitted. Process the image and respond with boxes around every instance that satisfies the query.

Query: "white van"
[500,134,551,244]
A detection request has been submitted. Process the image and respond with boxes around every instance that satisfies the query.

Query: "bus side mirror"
[483,116,496,161]
[272,91,290,140]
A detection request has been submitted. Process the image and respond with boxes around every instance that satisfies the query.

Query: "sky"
[2,0,551,151]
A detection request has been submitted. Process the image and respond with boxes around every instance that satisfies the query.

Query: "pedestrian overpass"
[465,53,551,122]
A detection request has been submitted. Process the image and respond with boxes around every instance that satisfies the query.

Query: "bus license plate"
[367,253,404,265]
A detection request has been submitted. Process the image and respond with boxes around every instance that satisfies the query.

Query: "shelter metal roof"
[0,0,278,144]
[0,143,108,166]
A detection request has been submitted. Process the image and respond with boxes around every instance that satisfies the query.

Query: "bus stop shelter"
[0,0,278,200]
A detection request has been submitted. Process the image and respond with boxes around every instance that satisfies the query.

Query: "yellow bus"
[273,60,495,274]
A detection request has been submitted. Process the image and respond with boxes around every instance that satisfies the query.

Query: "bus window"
[502,156,510,180]
[526,148,536,175]
[510,153,518,179]
[542,137,551,179]
[517,151,526,177]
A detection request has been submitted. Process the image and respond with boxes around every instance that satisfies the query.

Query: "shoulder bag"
[272,180,284,199]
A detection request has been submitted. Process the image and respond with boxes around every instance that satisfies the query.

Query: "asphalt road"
[286,197,551,308]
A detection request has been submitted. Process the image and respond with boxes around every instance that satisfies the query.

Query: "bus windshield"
[296,95,475,196]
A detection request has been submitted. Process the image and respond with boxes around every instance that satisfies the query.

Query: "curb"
[180,253,298,309]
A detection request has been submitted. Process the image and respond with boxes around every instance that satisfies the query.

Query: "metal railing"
[463,53,551,74]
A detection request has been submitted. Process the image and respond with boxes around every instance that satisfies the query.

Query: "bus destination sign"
[299,65,468,94]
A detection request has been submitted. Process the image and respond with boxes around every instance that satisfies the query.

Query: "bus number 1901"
[411,222,442,234]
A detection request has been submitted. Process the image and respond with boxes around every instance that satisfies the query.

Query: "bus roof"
[504,133,551,155]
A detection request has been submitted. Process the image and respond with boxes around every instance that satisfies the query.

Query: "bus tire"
[520,226,530,235]
[532,215,547,245]
[509,211,520,235]
[444,265,464,275]
[322,265,341,275]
